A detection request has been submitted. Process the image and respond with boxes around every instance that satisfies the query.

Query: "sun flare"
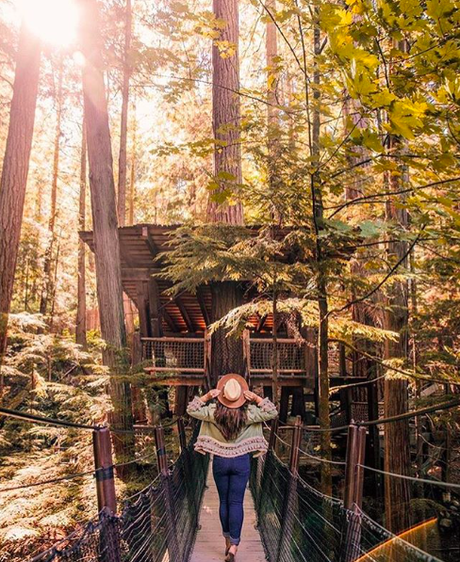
[18,0,80,47]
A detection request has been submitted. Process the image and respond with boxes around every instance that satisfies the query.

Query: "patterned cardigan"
[186,396,278,457]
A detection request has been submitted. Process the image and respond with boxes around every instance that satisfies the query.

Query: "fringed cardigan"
[186,396,278,457]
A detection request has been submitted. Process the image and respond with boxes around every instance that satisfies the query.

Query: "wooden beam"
[196,286,210,326]
[148,278,163,337]
[136,281,150,337]
[176,296,194,332]
[121,268,160,280]
[141,225,159,257]
[256,314,267,332]
[162,308,177,332]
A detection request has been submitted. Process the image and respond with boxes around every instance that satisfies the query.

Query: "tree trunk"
[207,0,243,223]
[266,0,279,215]
[128,97,137,225]
[311,18,332,495]
[40,57,64,318]
[79,0,134,464]
[207,0,244,381]
[383,135,412,533]
[76,119,87,348]
[117,0,132,227]
[0,22,41,384]
[210,281,244,384]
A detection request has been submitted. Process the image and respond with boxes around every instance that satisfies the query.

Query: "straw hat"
[216,373,249,409]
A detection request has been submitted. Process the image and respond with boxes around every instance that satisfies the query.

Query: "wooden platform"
[190,465,267,562]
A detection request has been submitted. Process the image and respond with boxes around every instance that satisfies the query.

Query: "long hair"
[214,402,248,440]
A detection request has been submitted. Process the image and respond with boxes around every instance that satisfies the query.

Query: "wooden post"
[177,417,187,452]
[93,427,117,514]
[276,416,302,562]
[268,417,279,451]
[242,328,251,383]
[289,415,302,476]
[204,329,212,391]
[154,424,168,475]
[93,428,121,562]
[154,425,180,560]
[342,425,366,562]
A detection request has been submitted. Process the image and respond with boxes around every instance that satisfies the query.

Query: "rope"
[297,446,346,466]
[0,406,99,431]
[358,463,460,490]
[295,397,460,433]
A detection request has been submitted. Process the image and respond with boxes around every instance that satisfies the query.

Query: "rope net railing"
[252,419,453,562]
[251,451,345,562]
[250,338,306,373]
[31,432,209,562]
[141,337,205,372]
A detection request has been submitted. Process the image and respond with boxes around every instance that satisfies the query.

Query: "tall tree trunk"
[266,0,279,217]
[0,22,41,386]
[128,97,137,225]
[210,281,244,384]
[76,119,87,348]
[207,0,243,223]
[208,0,244,382]
[310,16,332,495]
[383,135,412,533]
[79,0,134,464]
[117,0,132,227]
[40,57,64,318]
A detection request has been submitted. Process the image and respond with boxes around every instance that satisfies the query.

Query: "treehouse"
[81,224,380,423]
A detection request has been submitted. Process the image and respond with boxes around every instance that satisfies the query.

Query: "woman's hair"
[214,402,248,440]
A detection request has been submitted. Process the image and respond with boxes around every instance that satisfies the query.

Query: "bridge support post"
[276,416,302,562]
[93,427,121,562]
[155,425,181,561]
[93,427,117,514]
[341,424,366,562]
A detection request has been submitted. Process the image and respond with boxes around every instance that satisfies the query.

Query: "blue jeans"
[212,454,250,546]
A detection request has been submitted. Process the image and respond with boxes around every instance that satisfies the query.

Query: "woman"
[187,373,278,561]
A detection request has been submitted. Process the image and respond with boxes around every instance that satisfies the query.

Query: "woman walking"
[187,373,278,561]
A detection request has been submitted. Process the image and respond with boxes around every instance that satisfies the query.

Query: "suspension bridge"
[0,400,459,562]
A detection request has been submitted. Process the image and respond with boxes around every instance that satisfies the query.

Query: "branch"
[328,227,425,317]
[327,176,460,219]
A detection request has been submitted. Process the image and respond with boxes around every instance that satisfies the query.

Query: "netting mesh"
[142,338,205,372]
[354,507,443,562]
[32,439,209,562]
[251,451,345,562]
[250,340,305,373]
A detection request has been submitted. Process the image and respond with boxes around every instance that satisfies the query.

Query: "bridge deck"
[190,464,266,562]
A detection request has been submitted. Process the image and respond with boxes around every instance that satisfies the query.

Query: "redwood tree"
[0,22,41,379]
[207,0,245,383]
[79,0,134,460]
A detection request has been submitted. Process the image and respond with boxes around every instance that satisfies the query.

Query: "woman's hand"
[244,390,263,405]
[201,388,221,402]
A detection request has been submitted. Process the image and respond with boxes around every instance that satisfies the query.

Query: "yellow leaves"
[386,99,428,139]
[426,0,456,19]
[215,40,236,58]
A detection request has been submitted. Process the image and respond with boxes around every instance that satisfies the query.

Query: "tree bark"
[79,0,134,464]
[40,57,64,318]
[0,22,41,382]
[210,281,244,384]
[383,136,412,533]
[128,97,137,225]
[117,0,132,227]
[308,18,332,495]
[76,118,87,348]
[207,0,243,223]
[266,0,280,215]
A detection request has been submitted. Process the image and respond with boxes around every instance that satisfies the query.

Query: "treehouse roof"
[80,224,275,334]
[80,223,353,335]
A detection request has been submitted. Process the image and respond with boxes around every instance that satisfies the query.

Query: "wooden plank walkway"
[190,465,267,562]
